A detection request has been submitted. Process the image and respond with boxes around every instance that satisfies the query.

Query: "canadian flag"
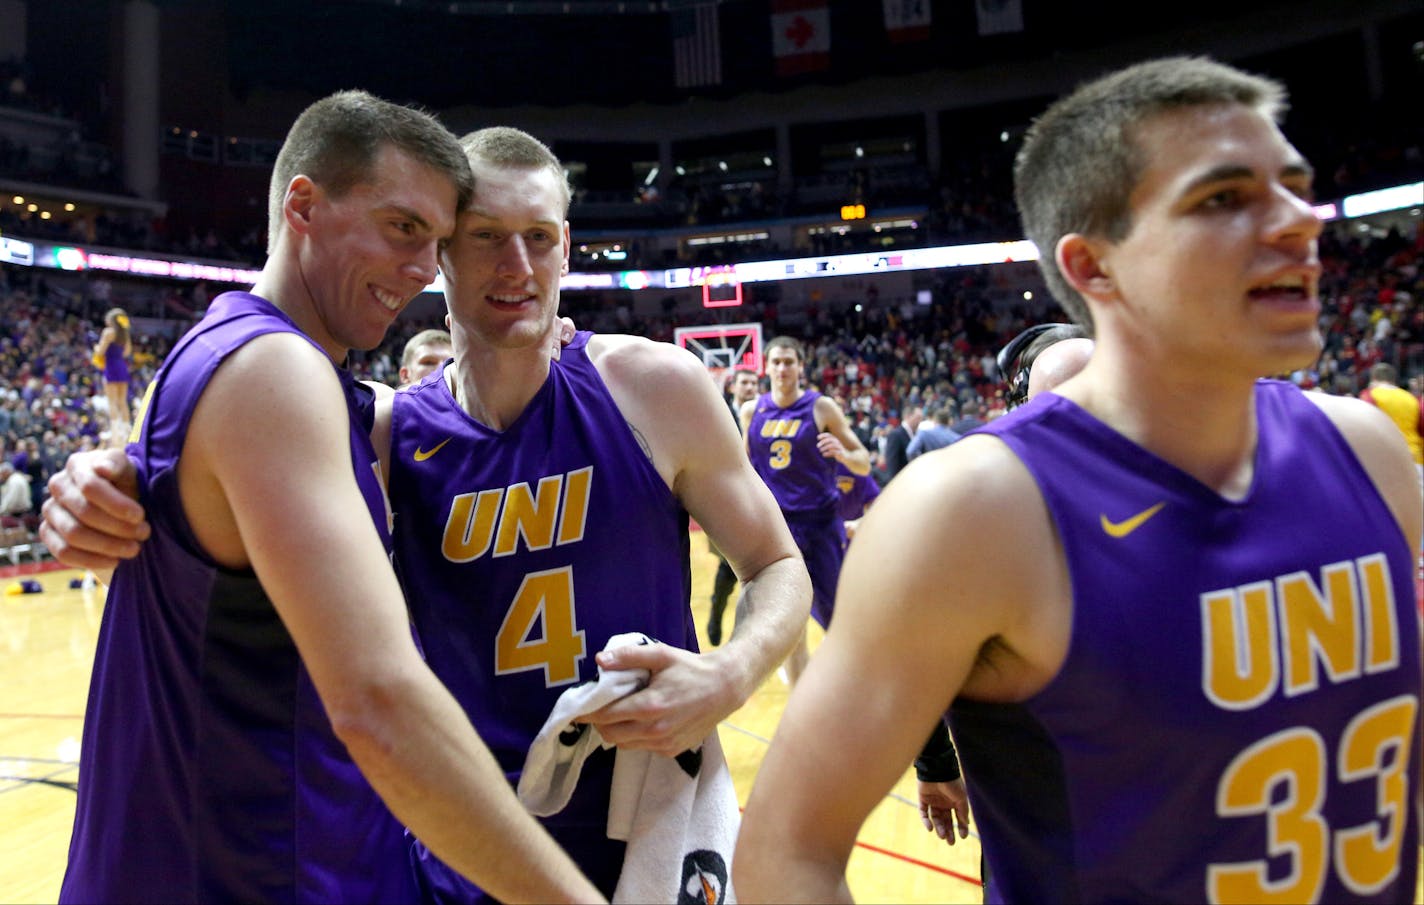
[771,0,830,77]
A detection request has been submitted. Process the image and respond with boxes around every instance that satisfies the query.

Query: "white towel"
[517,632,740,905]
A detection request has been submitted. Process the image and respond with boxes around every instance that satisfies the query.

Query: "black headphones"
[997,323,1061,410]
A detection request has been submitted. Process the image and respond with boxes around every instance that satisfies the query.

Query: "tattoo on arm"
[628,422,653,462]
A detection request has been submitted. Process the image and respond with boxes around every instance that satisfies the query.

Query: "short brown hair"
[401,328,453,369]
[267,90,473,253]
[459,127,572,216]
[765,335,805,364]
[1015,57,1287,330]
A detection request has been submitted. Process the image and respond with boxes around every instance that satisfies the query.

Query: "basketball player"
[833,460,878,540]
[399,327,454,387]
[47,126,810,903]
[742,335,870,684]
[708,366,762,646]
[383,126,807,903]
[738,56,1423,903]
[46,92,600,904]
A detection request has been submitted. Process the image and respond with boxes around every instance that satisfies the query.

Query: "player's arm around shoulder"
[186,335,602,904]
[736,434,1060,902]
[586,335,811,753]
[1307,391,1423,553]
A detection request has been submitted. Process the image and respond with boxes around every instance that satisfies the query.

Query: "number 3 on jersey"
[494,566,587,686]
[1207,694,1417,903]
[769,439,792,470]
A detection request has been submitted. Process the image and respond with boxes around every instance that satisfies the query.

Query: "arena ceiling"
[200,0,1419,112]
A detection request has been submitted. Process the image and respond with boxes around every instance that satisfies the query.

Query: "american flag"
[672,4,722,89]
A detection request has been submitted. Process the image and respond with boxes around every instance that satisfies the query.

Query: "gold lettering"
[1202,582,1279,710]
[557,467,593,546]
[494,475,564,557]
[1357,554,1400,674]
[442,489,503,563]
[1278,563,1361,697]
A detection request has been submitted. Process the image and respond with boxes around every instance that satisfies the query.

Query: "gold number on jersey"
[1209,729,1327,904]
[493,566,586,686]
[769,439,792,470]
[1207,695,1417,902]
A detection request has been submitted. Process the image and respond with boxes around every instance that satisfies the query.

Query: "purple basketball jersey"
[61,292,415,904]
[387,332,694,900]
[834,461,880,523]
[747,389,845,626]
[952,381,1421,903]
[747,390,838,516]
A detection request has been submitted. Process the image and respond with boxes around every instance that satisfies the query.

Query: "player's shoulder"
[587,333,711,396]
[893,433,1040,514]
[200,331,346,421]
[1302,385,1420,539]
[1304,386,1406,450]
[869,434,1050,567]
[849,432,1063,658]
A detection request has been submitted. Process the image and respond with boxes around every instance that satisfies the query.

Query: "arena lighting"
[52,247,86,270]
[618,270,651,291]
[83,252,263,283]
[419,238,1040,294]
[1342,182,1424,219]
[7,181,1409,295]
[13,239,263,284]
[0,236,34,266]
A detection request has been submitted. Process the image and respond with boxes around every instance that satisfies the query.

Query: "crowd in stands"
[1,54,122,197]
[0,264,176,521]
[352,219,1424,481]
[1,214,1420,526]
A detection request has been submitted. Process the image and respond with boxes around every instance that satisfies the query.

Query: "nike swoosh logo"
[413,437,453,462]
[1100,502,1166,538]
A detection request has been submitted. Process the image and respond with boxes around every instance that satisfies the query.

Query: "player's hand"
[39,449,149,571]
[548,316,577,360]
[918,778,971,845]
[815,431,847,461]
[843,517,862,540]
[581,644,740,758]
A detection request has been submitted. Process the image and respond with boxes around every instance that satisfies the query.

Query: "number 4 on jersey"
[494,566,587,686]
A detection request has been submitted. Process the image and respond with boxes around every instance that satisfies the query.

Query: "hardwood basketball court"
[0,540,983,903]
